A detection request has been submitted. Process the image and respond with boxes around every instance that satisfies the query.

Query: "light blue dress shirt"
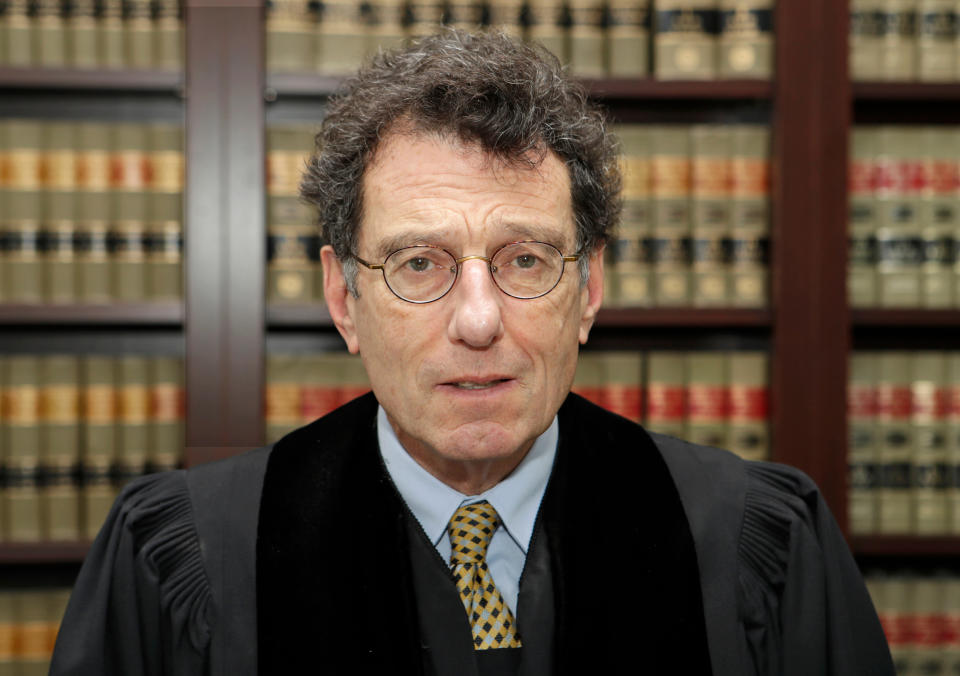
[377,406,558,617]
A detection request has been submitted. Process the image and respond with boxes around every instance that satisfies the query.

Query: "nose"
[447,258,504,347]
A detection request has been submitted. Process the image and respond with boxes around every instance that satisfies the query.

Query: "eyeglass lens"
[383,242,566,302]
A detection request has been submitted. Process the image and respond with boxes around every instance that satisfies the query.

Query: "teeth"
[455,381,499,390]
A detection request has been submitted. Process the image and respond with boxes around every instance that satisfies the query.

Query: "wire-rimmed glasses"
[352,240,582,304]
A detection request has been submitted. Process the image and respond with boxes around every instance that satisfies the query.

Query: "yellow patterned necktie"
[447,501,523,650]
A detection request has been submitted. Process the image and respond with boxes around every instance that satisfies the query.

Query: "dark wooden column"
[771,0,851,528]
[184,0,266,465]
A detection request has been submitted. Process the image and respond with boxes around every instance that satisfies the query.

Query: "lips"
[441,376,513,391]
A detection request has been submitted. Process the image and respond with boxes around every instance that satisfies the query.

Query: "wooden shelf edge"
[853,81,960,100]
[0,302,184,326]
[0,66,183,92]
[267,303,334,327]
[851,309,960,326]
[266,72,773,100]
[852,535,960,557]
[0,541,90,564]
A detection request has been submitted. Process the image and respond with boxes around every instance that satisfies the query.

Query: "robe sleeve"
[50,470,212,676]
[738,462,895,676]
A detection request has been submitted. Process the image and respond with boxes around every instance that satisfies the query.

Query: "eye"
[514,254,538,269]
[406,256,433,272]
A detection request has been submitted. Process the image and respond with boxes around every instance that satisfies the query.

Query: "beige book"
[690,125,731,306]
[911,577,945,673]
[148,356,183,472]
[920,126,957,308]
[117,356,149,486]
[316,0,367,75]
[848,353,879,535]
[154,0,183,70]
[266,355,303,444]
[488,0,526,37]
[42,122,79,305]
[3,120,43,304]
[607,0,650,76]
[4,356,42,542]
[3,0,33,66]
[525,0,568,64]
[39,356,81,542]
[918,0,956,81]
[0,589,14,669]
[405,0,445,37]
[881,575,914,673]
[0,356,5,540]
[365,0,406,57]
[80,356,118,539]
[685,352,727,448]
[875,127,923,306]
[268,0,316,72]
[99,0,125,68]
[14,591,49,675]
[124,0,154,68]
[654,0,718,80]
[880,0,918,80]
[602,352,644,423]
[300,354,342,422]
[33,0,66,66]
[75,122,113,303]
[110,123,149,302]
[717,0,773,80]
[68,0,100,69]
[339,354,371,405]
[649,125,691,306]
[609,124,652,306]
[572,352,607,409]
[444,0,485,30]
[945,577,960,670]
[911,352,949,534]
[727,351,768,461]
[568,0,606,77]
[728,125,769,307]
[645,351,687,438]
[877,351,914,534]
[848,128,879,307]
[850,0,886,80]
[146,124,184,301]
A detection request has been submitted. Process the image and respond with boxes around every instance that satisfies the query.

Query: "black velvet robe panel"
[256,392,713,675]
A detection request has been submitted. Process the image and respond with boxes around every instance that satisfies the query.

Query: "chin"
[439,422,528,461]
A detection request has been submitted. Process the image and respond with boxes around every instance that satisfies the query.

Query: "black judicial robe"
[50,393,894,676]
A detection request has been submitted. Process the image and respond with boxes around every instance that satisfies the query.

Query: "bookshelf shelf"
[265,72,773,101]
[852,536,960,557]
[0,542,90,564]
[853,82,960,101]
[0,303,184,326]
[0,67,182,93]
[851,309,960,327]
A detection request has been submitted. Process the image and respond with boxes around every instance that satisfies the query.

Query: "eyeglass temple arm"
[352,254,384,271]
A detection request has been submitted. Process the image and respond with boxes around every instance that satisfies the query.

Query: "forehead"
[359,132,574,255]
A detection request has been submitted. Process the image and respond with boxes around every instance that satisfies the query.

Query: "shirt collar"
[377,405,558,554]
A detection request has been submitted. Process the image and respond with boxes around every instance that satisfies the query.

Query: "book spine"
[850,0,886,81]
[117,356,149,487]
[4,120,44,304]
[572,352,607,409]
[876,126,923,306]
[880,575,914,674]
[649,125,691,306]
[0,589,13,668]
[443,0,485,30]
[15,591,51,674]
[40,355,80,542]
[911,352,950,534]
[717,0,773,80]
[727,351,768,461]
[602,352,644,422]
[0,121,6,303]
[487,0,526,38]
[4,356,42,542]
[920,126,957,308]
[567,0,606,77]
[525,0,569,64]
[42,122,79,305]
[728,125,769,307]
[913,578,946,673]
[3,0,33,67]
[339,354,371,406]
[67,0,100,69]
[645,351,687,438]
[654,0,718,80]
[266,0,315,72]
[0,356,5,541]
[689,124,731,307]
[949,352,960,534]
[685,352,727,448]
[849,127,879,307]
[300,354,342,422]
[609,124,652,307]
[365,0,407,56]
[99,0,126,68]
[123,0,155,68]
[946,578,960,670]
[109,123,148,302]
[265,354,303,443]
[849,352,880,535]
[32,0,66,67]
[877,351,914,534]
[606,0,650,77]
[881,0,918,80]
[75,122,113,303]
[154,0,184,71]
[316,0,367,75]
[917,0,957,81]
[145,123,184,301]
[148,356,183,472]
[80,355,117,540]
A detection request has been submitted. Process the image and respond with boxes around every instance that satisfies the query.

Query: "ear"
[321,245,360,354]
[578,246,604,345]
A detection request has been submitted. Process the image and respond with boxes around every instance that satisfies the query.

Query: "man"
[51,30,893,675]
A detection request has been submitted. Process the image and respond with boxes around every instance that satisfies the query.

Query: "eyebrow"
[369,222,572,260]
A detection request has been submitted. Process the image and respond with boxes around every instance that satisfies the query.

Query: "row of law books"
[0,119,184,304]
[0,354,184,543]
[573,350,769,461]
[0,588,71,676]
[848,126,960,309]
[0,0,182,70]
[266,124,323,305]
[850,0,960,83]
[266,0,774,81]
[865,571,960,674]
[265,352,370,443]
[606,123,769,308]
[848,351,960,537]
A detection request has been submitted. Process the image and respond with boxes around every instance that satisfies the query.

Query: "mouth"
[441,377,514,392]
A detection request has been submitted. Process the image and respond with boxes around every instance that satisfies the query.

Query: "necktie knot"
[448,501,501,566]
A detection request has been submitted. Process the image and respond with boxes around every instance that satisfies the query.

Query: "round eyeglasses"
[352,241,582,304]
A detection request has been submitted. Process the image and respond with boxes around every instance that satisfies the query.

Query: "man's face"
[322,132,603,489]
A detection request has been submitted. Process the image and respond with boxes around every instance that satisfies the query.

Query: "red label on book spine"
[646,385,685,422]
[604,384,643,422]
[301,386,339,420]
[687,385,727,422]
[877,386,912,419]
[849,160,874,194]
[848,385,877,417]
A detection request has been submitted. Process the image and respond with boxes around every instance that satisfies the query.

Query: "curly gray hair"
[300,29,622,294]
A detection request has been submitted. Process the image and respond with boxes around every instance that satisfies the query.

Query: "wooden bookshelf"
[853,82,960,101]
[0,67,182,93]
[0,542,90,565]
[0,303,184,326]
[851,309,960,327]
[852,536,960,558]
